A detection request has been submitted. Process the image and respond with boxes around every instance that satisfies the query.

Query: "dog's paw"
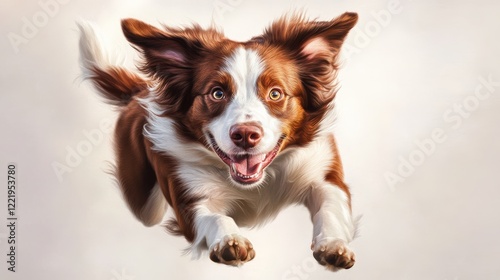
[312,238,355,271]
[209,234,255,266]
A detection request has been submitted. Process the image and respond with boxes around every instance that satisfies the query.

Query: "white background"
[1,0,499,279]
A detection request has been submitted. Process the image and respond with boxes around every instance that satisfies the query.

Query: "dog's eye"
[269,89,282,101]
[211,88,225,100]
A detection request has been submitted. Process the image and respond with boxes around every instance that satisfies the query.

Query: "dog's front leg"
[193,206,255,266]
[305,183,357,271]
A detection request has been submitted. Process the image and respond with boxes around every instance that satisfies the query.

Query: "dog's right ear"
[121,18,193,73]
[121,18,205,113]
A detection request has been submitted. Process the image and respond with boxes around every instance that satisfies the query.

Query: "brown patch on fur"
[113,97,157,222]
[144,146,200,241]
[113,94,200,239]
[325,134,351,209]
[185,67,237,141]
[252,45,310,149]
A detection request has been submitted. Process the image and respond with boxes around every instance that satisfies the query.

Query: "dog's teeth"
[236,172,261,179]
[228,240,234,246]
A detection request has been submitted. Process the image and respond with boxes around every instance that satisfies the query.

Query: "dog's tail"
[77,20,147,106]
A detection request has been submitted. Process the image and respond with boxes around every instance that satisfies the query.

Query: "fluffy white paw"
[209,234,255,266]
[311,238,355,271]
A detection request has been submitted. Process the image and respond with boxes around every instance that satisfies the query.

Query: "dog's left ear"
[299,12,357,60]
[262,12,358,111]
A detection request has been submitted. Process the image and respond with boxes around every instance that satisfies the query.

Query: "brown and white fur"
[77,12,358,271]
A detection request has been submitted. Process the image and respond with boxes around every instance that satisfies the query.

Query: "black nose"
[230,123,263,149]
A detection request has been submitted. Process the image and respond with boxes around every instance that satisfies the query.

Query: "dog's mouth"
[209,134,285,185]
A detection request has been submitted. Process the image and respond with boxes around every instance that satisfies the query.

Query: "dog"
[77,12,358,271]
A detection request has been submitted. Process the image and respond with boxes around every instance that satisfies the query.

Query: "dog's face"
[122,13,357,188]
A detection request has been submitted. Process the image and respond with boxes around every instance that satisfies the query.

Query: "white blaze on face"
[208,47,282,155]
[206,47,284,186]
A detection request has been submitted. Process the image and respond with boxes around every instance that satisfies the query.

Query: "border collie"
[78,12,358,271]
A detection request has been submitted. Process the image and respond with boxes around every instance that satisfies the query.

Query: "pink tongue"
[232,154,265,176]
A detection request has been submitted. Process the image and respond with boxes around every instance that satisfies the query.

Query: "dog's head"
[122,13,357,188]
